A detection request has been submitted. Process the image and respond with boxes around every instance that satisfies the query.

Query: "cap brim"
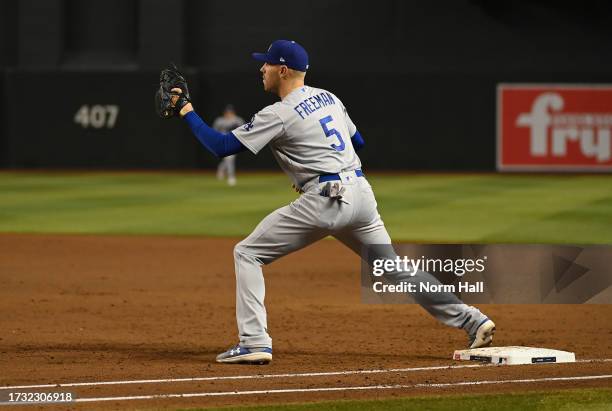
[252,52,273,63]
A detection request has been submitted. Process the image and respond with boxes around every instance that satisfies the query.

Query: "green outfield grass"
[0,172,611,244]
[184,388,612,411]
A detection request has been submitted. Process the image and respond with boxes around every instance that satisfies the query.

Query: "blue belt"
[319,169,365,183]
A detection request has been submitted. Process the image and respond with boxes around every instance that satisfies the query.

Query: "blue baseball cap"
[252,40,309,72]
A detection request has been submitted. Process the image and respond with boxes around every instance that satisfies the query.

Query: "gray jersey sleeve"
[232,108,284,154]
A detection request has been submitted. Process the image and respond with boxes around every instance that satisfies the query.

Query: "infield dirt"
[1,234,611,410]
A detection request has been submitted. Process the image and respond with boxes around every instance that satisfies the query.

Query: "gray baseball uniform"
[231,85,487,348]
[213,116,245,133]
[213,115,244,182]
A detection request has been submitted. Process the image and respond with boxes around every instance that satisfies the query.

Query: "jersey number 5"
[319,115,345,151]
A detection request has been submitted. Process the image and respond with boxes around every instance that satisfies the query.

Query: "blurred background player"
[213,104,244,186]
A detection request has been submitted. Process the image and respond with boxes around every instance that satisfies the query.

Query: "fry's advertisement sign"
[497,84,612,171]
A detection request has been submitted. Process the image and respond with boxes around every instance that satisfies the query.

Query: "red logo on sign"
[498,85,612,171]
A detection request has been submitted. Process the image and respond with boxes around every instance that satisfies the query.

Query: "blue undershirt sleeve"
[351,130,365,151]
[183,111,247,158]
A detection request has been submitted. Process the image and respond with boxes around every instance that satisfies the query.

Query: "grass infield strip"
[1,172,611,243]
[185,388,612,411]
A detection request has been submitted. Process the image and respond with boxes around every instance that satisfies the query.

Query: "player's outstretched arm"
[181,109,247,158]
[351,131,365,151]
[166,89,246,158]
[154,64,247,158]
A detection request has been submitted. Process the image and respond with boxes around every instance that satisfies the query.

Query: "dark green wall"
[1,0,612,169]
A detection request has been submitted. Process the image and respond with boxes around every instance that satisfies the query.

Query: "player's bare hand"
[170,88,182,106]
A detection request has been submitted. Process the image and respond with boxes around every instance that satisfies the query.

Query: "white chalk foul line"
[1,358,610,391]
[71,374,612,403]
[0,364,485,390]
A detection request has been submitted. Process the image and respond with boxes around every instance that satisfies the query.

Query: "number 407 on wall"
[74,105,119,129]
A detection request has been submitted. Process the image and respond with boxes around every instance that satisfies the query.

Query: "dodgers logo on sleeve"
[243,115,255,131]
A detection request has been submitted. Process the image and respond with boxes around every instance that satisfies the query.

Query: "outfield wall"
[1,1,612,170]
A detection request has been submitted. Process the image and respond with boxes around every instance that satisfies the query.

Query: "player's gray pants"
[233,174,488,348]
[217,155,236,180]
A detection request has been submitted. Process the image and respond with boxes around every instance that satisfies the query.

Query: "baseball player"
[213,104,244,186]
[161,40,495,364]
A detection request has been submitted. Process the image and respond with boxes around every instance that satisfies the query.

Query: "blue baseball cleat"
[469,318,496,349]
[216,344,272,364]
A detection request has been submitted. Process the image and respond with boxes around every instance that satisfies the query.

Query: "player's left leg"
[332,178,493,347]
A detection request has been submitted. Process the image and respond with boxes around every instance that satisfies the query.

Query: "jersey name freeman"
[293,92,336,119]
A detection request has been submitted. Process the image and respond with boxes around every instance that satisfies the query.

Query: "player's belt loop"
[319,169,365,183]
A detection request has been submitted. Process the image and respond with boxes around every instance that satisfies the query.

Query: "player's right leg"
[332,178,494,348]
[218,190,337,364]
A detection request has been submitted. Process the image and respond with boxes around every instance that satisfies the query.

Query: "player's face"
[260,63,280,93]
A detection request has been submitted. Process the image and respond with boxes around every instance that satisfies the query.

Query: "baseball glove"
[155,63,191,119]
